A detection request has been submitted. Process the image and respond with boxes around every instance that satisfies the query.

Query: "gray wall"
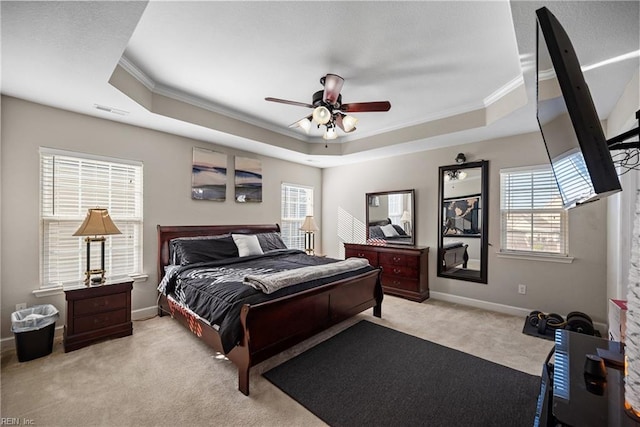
[322,131,610,323]
[0,96,322,339]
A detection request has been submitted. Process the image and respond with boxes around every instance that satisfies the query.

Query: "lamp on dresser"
[300,215,319,255]
[73,208,121,286]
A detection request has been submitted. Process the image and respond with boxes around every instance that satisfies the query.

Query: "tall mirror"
[366,189,415,246]
[437,160,488,283]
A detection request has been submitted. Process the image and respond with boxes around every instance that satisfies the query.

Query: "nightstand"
[63,280,133,352]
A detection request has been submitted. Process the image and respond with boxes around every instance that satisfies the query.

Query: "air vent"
[93,104,129,116]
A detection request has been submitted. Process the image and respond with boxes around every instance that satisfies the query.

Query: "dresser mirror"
[365,189,415,246]
[437,160,488,283]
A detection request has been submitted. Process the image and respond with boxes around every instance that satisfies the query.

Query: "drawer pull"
[358,253,365,257]
[393,256,401,262]
[393,268,401,274]
[94,301,109,308]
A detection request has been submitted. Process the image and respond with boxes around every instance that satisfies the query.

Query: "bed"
[440,242,469,270]
[156,224,383,395]
[368,218,413,244]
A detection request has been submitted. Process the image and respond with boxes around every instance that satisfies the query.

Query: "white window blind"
[500,166,568,255]
[40,149,143,288]
[281,183,313,251]
[388,193,403,225]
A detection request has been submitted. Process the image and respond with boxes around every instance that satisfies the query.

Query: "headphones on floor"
[527,310,595,336]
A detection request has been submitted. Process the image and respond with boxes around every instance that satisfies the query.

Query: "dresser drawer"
[346,248,378,266]
[379,252,418,268]
[74,308,128,334]
[381,274,420,292]
[380,264,417,279]
[74,293,128,316]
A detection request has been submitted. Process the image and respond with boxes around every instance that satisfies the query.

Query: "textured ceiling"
[1,1,638,167]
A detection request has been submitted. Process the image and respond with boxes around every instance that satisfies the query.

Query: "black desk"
[536,329,640,426]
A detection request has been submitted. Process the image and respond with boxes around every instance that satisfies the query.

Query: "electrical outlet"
[15,303,27,311]
[518,284,526,295]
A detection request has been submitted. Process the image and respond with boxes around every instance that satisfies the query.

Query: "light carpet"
[0,296,553,426]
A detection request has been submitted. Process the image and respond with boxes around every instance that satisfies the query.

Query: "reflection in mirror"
[366,189,415,246]
[438,160,488,284]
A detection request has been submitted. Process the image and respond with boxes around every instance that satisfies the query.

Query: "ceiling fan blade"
[322,74,344,106]
[265,97,313,109]
[341,101,391,113]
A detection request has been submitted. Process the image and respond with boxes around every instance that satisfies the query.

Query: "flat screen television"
[536,6,622,209]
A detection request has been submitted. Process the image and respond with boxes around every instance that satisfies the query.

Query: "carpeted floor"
[264,320,541,427]
[0,296,553,426]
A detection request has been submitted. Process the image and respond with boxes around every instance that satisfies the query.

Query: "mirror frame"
[365,189,416,246]
[437,160,488,284]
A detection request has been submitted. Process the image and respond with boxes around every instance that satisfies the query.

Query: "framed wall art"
[191,147,227,201]
[234,156,262,202]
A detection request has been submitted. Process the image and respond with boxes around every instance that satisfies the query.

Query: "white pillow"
[232,234,264,257]
[380,224,399,237]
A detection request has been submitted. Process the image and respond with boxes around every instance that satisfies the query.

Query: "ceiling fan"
[265,74,391,140]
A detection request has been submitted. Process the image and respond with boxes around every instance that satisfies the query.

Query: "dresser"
[63,280,133,352]
[344,243,429,302]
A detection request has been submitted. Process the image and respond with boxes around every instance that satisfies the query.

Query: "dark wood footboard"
[159,269,381,395]
[157,224,382,395]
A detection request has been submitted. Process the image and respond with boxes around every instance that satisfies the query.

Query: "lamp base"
[89,276,105,287]
[84,268,106,287]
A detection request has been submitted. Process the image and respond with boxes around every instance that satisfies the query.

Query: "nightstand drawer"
[74,308,128,334]
[379,252,418,268]
[74,293,128,316]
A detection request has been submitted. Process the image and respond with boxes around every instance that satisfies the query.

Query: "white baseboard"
[429,291,608,336]
[429,291,533,318]
[132,306,158,321]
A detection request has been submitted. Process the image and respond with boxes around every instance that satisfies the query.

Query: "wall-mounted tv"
[536,6,622,209]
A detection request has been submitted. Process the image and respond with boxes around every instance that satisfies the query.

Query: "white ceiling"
[2,1,638,168]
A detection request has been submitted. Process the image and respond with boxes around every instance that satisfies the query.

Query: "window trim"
[39,147,144,289]
[280,182,314,251]
[499,164,570,259]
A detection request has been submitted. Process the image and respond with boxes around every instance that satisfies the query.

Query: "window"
[387,193,403,225]
[500,165,568,256]
[40,148,143,288]
[281,183,313,250]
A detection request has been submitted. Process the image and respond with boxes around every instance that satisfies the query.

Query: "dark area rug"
[264,321,541,427]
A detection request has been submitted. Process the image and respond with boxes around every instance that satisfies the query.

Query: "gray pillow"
[256,232,288,252]
[170,234,238,265]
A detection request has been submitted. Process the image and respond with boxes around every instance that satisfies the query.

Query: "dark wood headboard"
[156,224,281,281]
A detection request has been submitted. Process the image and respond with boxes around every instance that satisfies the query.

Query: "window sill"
[496,251,574,264]
[32,273,149,297]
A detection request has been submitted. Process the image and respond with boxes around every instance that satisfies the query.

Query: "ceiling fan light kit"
[266,74,391,141]
[312,106,332,125]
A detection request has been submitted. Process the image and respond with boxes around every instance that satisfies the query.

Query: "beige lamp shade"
[300,215,319,232]
[400,210,411,223]
[73,208,121,237]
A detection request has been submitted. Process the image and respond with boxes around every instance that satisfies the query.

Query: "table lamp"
[73,208,121,286]
[300,215,319,255]
[400,210,412,234]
